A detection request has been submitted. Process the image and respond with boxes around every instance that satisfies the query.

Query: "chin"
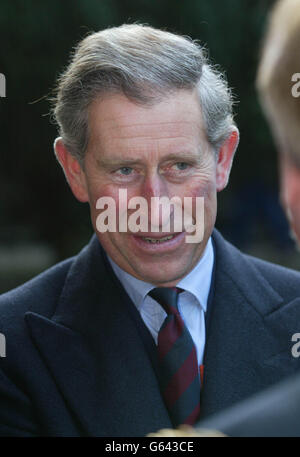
[132,264,187,286]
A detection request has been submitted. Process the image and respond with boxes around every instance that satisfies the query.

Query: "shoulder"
[245,254,300,299]
[0,257,74,330]
[212,229,300,303]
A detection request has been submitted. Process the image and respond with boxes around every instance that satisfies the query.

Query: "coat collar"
[25,235,171,436]
[24,230,300,430]
[201,229,300,417]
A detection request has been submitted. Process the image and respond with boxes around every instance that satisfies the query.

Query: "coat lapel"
[201,229,300,418]
[25,236,171,436]
[24,230,300,430]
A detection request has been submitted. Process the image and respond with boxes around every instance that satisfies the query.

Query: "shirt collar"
[176,237,214,312]
[107,237,214,313]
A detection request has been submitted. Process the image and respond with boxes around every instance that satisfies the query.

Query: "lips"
[130,231,186,251]
[140,234,176,243]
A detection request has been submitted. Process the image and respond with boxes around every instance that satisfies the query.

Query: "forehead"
[87,90,207,153]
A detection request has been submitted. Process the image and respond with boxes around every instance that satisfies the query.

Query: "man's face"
[58,89,236,286]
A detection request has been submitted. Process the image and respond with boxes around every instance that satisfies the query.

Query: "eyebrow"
[160,152,200,162]
[95,151,201,170]
[96,157,145,169]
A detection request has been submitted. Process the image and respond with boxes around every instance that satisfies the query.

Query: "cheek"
[89,183,138,236]
[182,174,216,201]
[181,177,216,228]
[86,183,119,236]
[86,182,119,211]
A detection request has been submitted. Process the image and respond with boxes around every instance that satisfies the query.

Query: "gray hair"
[52,24,236,162]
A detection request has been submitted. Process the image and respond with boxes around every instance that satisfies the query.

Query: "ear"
[54,137,89,202]
[216,127,239,192]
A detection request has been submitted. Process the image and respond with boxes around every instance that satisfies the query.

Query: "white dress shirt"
[107,237,214,367]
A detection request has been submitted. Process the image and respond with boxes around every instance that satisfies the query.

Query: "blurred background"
[0,0,298,293]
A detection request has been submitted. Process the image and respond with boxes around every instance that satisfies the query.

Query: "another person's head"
[257,0,300,242]
[53,24,239,285]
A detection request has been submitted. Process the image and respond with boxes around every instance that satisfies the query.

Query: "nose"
[142,170,167,200]
[140,171,171,231]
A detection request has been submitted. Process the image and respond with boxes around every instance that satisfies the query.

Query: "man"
[1,24,300,437]
[153,0,300,437]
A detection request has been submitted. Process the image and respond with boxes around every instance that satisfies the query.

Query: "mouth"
[130,231,186,251]
[140,234,177,244]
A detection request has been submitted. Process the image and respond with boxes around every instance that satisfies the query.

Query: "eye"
[117,167,133,175]
[174,162,189,171]
[112,165,139,181]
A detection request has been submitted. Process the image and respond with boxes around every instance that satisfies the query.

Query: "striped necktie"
[149,287,201,426]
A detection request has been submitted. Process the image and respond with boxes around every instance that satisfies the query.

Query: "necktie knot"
[148,287,180,315]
